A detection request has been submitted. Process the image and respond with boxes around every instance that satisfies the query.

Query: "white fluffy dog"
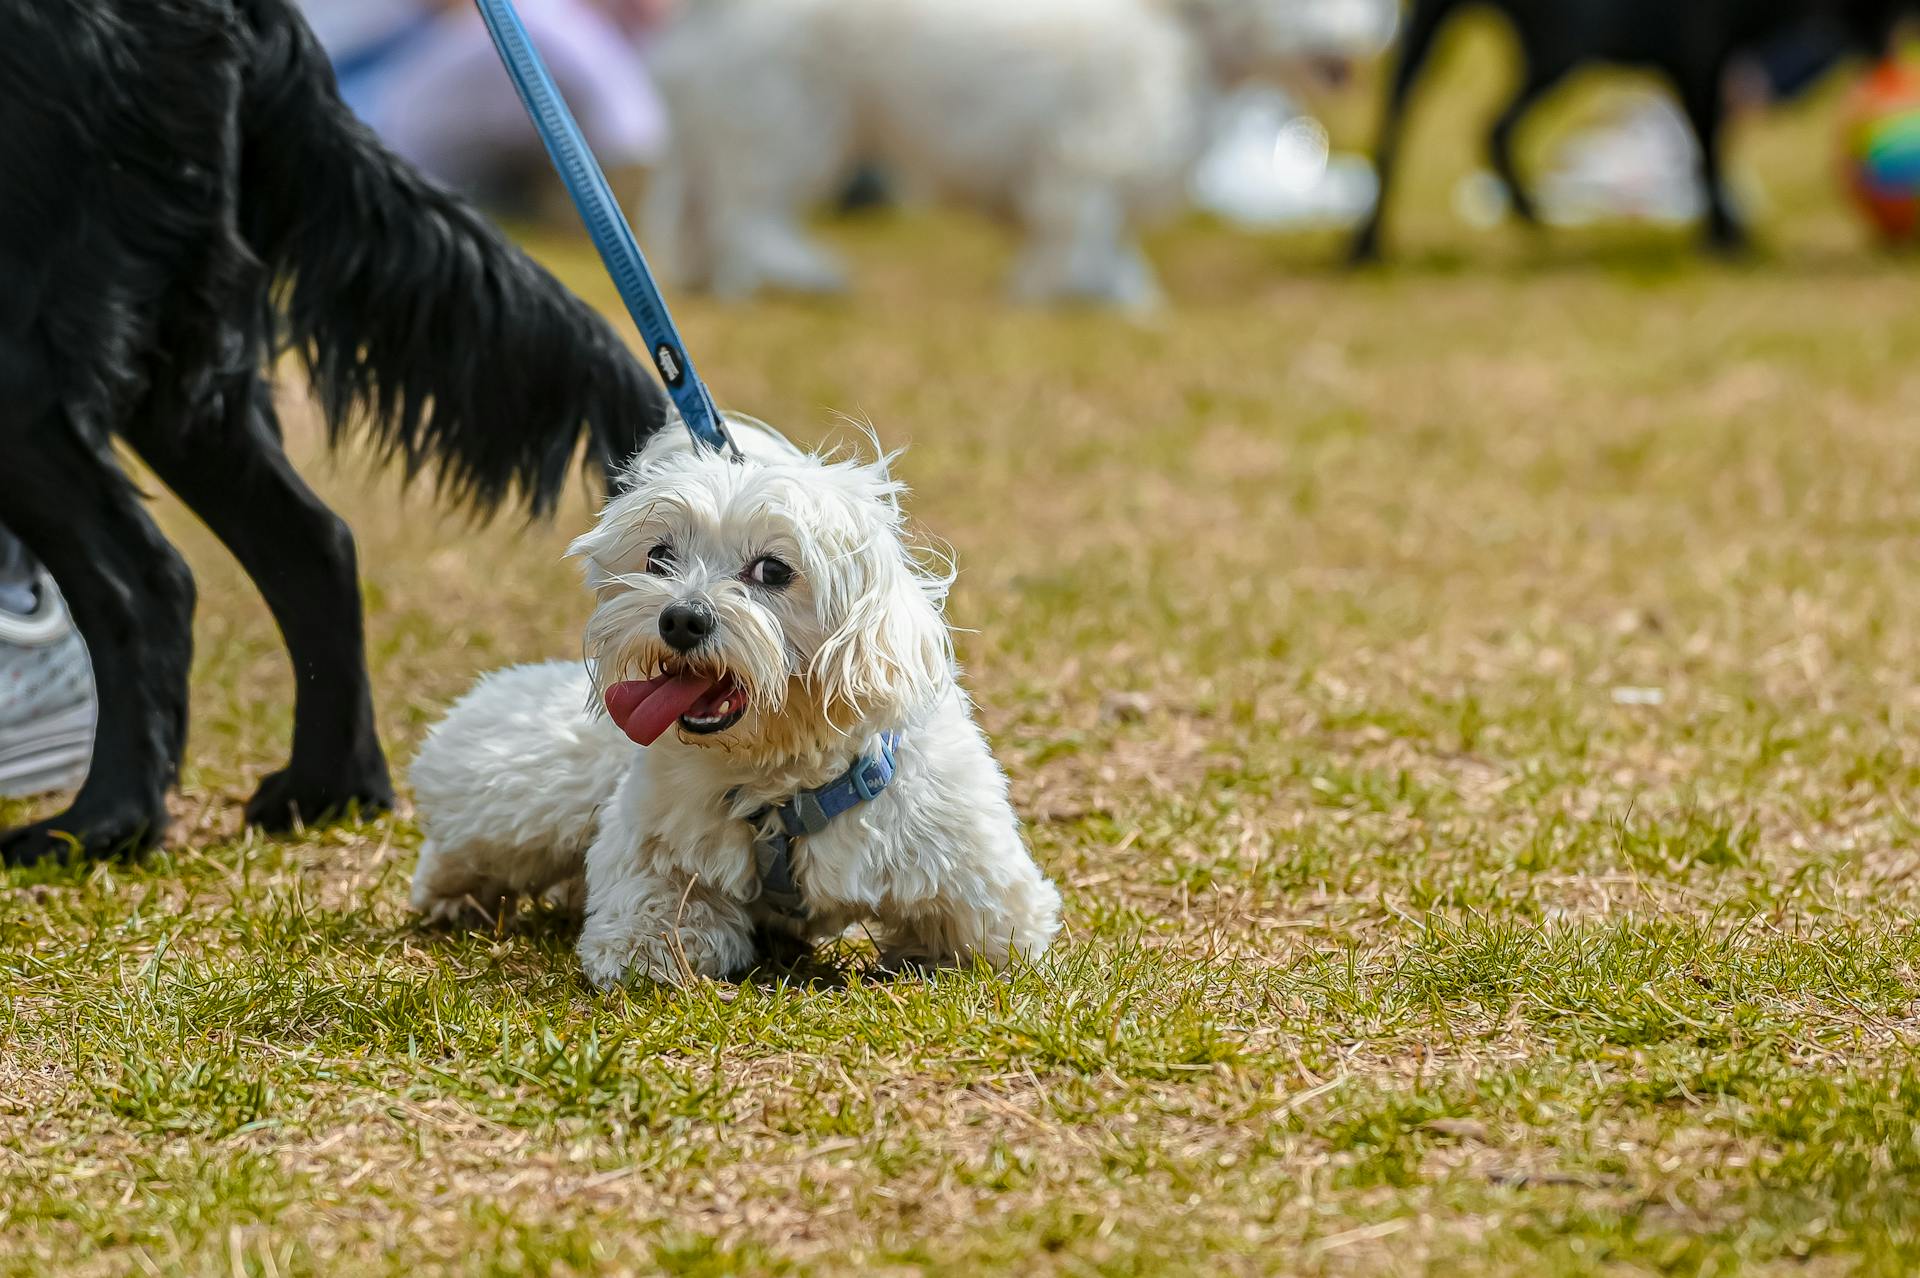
[408,421,1061,987]
[644,0,1391,308]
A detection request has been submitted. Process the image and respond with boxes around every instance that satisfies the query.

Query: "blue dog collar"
[734,732,901,921]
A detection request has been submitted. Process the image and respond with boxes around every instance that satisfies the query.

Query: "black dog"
[0,0,669,862]
[1350,0,1905,262]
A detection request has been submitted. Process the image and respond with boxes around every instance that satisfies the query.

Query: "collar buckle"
[781,790,829,838]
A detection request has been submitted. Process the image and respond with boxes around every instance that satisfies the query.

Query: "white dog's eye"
[744,556,795,589]
[645,542,675,575]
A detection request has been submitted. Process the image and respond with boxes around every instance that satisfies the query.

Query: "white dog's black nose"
[659,600,715,652]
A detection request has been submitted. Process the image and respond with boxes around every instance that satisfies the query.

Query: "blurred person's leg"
[0,527,99,801]
[300,0,438,119]
[338,0,668,208]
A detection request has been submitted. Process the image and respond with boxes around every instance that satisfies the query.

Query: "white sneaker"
[0,574,96,798]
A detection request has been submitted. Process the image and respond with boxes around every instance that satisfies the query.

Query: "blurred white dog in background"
[409,421,1061,987]
[644,0,1393,308]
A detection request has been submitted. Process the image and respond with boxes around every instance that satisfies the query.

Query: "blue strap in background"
[471,0,739,459]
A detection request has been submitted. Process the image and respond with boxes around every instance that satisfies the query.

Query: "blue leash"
[472,0,739,460]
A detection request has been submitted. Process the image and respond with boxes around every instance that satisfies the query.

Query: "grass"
[6,27,1920,1275]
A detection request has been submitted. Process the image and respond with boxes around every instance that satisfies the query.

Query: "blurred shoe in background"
[300,0,671,211]
[1521,96,1709,228]
[0,540,95,800]
[1190,85,1378,229]
[1453,95,1763,231]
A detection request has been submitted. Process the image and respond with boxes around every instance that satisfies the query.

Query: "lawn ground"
[5,28,1920,1277]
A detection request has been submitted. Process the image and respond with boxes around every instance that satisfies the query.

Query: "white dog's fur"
[409,421,1060,987]
[644,0,1389,308]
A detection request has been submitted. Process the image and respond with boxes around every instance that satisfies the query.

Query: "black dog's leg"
[1348,0,1455,264]
[1487,66,1568,228]
[1678,67,1747,253]
[0,413,194,864]
[124,373,393,832]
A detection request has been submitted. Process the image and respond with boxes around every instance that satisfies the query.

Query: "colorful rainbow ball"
[1843,60,1920,243]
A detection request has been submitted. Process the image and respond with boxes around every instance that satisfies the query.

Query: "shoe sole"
[0,701,95,798]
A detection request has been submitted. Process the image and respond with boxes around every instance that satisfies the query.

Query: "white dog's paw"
[409,844,513,927]
[576,911,758,990]
[875,945,950,979]
[411,884,511,928]
[577,928,691,990]
[541,875,588,917]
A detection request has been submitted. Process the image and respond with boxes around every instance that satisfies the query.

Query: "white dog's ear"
[566,522,620,594]
[808,460,954,727]
[566,461,674,594]
[813,558,951,728]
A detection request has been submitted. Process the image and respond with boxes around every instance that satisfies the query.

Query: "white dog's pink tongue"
[605,674,717,746]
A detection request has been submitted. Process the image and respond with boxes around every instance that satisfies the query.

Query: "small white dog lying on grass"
[409,421,1061,987]
[645,0,1391,308]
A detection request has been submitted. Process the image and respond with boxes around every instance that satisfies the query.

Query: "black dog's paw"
[244,763,394,833]
[1,804,164,866]
[1704,220,1752,258]
[1345,232,1384,268]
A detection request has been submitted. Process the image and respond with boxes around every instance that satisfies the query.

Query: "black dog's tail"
[233,0,667,516]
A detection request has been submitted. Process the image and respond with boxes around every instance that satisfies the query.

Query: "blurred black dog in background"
[1351,0,1910,261]
[0,0,667,862]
